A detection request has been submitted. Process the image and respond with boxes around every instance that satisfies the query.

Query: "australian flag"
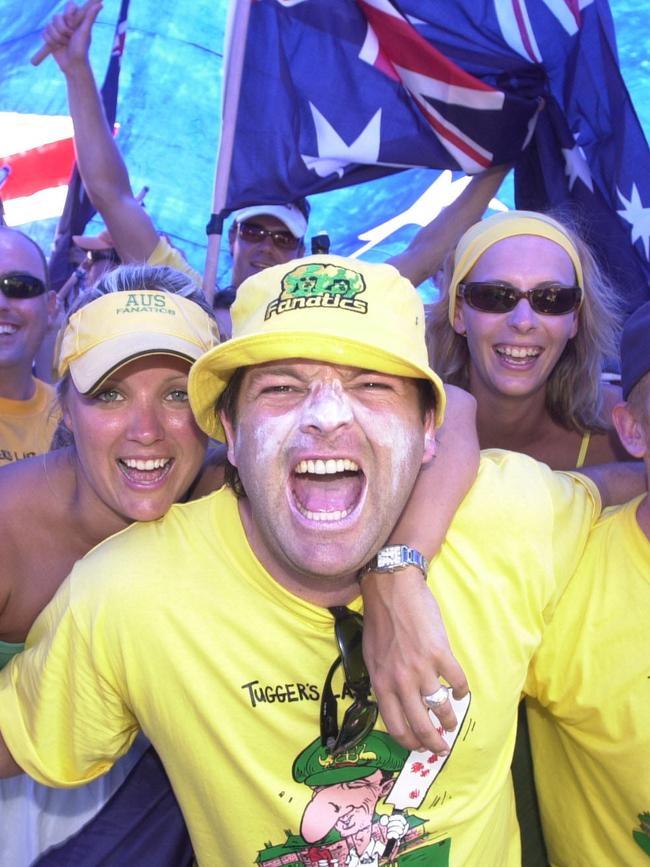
[226,0,650,313]
[48,0,130,292]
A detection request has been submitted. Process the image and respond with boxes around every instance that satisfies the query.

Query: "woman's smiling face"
[63,355,207,525]
[453,235,580,402]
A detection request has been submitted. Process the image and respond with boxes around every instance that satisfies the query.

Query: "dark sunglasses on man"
[458,281,582,316]
[320,606,378,757]
[0,273,47,300]
[236,220,301,251]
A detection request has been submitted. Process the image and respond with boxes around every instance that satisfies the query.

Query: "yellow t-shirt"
[525,496,650,866]
[147,236,202,288]
[0,451,599,866]
[0,379,59,465]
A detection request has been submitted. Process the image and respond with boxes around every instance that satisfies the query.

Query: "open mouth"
[291,458,365,523]
[118,457,173,484]
[0,324,18,336]
[494,344,542,365]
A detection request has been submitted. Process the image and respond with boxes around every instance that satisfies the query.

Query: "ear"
[422,411,437,466]
[219,411,239,467]
[568,310,579,339]
[611,401,647,460]
[452,298,466,336]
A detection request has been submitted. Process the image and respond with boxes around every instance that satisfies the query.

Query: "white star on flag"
[562,144,593,192]
[301,105,405,178]
[617,183,650,260]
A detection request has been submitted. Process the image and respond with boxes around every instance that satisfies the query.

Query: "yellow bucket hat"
[448,210,585,324]
[189,254,446,442]
[56,289,221,394]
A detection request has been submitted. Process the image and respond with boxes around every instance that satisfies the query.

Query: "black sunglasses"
[458,281,582,316]
[320,606,378,757]
[236,221,300,251]
[0,273,47,299]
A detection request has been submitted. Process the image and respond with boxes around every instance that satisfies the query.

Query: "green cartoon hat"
[293,732,408,787]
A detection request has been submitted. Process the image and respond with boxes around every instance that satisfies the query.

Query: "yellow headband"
[448,211,585,324]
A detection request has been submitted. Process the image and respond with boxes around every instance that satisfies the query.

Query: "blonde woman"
[427,209,629,469]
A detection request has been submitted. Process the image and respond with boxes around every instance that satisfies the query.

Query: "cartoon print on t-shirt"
[633,811,650,856]
[254,693,471,865]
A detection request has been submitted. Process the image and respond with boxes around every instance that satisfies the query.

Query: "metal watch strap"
[360,544,429,579]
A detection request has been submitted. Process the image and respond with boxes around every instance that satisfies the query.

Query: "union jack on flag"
[226,0,650,312]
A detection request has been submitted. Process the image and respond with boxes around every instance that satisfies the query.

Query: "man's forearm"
[388,165,510,287]
[388,385,478,557]
[578,460,647,507]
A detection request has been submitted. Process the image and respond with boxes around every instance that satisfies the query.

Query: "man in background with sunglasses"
[0,253,618,866]
[0,227,58,466]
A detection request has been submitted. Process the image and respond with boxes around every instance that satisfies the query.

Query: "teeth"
[294,458,359,475]
[121,458,171,471]
[496,346,541,358]
[0,324,18,335]
[295,502,354,522]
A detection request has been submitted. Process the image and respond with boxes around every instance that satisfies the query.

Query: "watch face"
[377,546,402,570]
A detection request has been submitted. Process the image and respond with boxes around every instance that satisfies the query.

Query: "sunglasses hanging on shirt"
[320,606,378,757]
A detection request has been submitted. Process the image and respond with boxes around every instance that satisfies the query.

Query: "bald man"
[0,227,58,465]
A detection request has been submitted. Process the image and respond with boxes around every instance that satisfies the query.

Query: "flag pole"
[203,0,253,305]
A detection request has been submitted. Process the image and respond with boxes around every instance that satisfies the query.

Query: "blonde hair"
[426,212,623,433]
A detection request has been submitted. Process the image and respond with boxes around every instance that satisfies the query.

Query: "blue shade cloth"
[225,0,649,313]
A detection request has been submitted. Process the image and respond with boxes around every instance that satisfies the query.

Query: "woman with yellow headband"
[427,210,628,469]
[423,210,631,865]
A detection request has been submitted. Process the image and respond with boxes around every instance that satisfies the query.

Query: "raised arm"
[44,1,159,263]
[361,385,476,753]
[387,165,510,287]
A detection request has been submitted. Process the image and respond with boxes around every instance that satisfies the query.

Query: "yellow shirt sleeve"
[146,236,203,288]
[0,572,138,786]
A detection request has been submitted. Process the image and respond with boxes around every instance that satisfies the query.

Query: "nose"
[255,232,277,254]
[125,399,166,445]
[299,382,354,436]
[506,296,538,332]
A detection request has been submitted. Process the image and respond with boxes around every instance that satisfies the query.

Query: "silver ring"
[421,686,450,709]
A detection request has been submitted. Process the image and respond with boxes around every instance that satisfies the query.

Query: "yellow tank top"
[576,430,591,468]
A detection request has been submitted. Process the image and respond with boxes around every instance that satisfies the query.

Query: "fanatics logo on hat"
[116,293,177,315]
[264,262,368,320]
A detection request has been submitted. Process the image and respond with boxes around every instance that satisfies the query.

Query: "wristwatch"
[360,545,429,579]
